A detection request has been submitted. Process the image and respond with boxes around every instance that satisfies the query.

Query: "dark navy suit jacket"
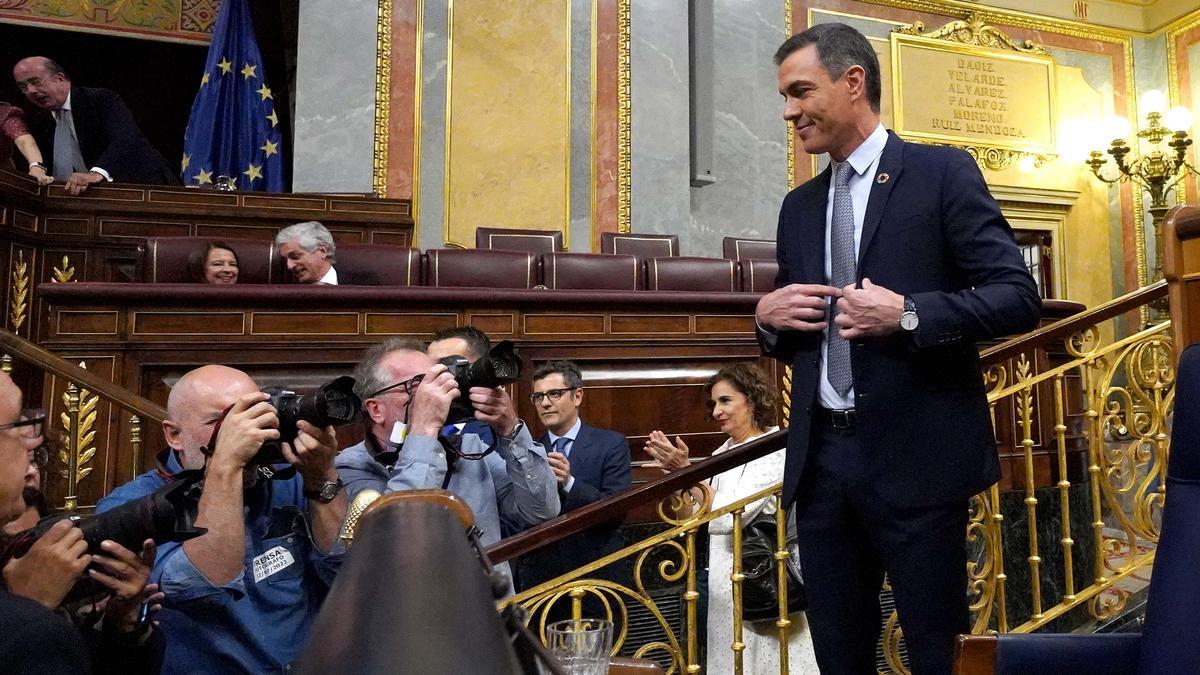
[761,131,1041,510]
[29,86,177,185]
[516,420,631,589]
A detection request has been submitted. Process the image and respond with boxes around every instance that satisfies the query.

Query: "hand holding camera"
[3,518,91,608]
[280,420,339,485]
[469,386,518,438]
[212,392,281,473]
[89,538,164,633]
[408,364,460,437]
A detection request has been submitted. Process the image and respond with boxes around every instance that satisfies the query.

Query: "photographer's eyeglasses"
[368,374,425,399]
[0,409,45,439]
[529,388,575,405]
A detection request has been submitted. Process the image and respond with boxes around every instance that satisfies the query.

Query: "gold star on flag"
[241,63,258,79]
[243,163,263,183]
[181,154,190,171]
[194,169,213,185]
[200,72,210,86]
[260,139,278,157]
[256,84,273,101]
[267,109,278,127]
[217,58,233,74]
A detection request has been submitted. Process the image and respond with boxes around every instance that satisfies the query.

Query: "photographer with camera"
[337,335,559,593]
[96,365,348,674]
[0,372,165,674]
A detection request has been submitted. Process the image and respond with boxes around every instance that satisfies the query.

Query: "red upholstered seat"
[721,236,776,261]
[740,258,779,292]
[141,237,278,283]
[542,252,640,290]
[646,256,740,292]
[599,232,679,258]
[313,244,422,286]
[425,248,541,289]
[475,227,564,254]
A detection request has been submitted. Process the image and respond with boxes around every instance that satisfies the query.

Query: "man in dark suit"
[12,56,177,195]
[757,24,1041,674]
[517,360,632,593]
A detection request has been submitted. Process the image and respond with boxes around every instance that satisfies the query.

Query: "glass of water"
[545,619,614,675]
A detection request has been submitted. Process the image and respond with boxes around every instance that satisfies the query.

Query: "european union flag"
[181,0,285,191]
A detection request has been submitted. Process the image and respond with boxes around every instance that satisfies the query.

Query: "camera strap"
[199,403,297,481]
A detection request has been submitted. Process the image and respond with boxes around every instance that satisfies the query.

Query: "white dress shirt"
[316,266,338,285]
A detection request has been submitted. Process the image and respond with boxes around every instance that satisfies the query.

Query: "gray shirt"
[336,423,559,591]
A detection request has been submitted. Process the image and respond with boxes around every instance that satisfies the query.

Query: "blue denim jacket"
[97,451,345,674]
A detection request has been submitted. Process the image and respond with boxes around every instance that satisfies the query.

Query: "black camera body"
[438,340,523,423]
[254,375,363,465]
[0,471,206,605]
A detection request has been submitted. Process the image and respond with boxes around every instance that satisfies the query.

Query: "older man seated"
[275,221,338,285]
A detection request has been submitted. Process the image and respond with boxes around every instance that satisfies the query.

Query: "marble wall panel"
[687,0,789,259]
[418,1,450,251]
[293,0,378,194]
[630,1,692,248]
[570,0,594,251]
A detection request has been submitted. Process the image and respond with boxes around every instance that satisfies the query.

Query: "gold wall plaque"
[891,33,1056,156]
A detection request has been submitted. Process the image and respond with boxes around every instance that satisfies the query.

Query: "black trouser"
[793,421,969,674]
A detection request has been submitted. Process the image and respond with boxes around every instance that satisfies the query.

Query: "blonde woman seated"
[186,241,240,284]
[645,363,817,674]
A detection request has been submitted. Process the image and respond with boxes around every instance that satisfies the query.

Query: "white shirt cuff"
[89,167,112,181]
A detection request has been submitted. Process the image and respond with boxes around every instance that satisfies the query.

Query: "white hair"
[274,221,336,263]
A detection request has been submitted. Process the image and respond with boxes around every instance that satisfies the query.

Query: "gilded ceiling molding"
[617,0,632,233]
[373,0,394,198]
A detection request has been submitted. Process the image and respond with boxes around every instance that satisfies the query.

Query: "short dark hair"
[186,241,241,283]
[430,326,490,361]
[41,58,66,79]
[532,360,583,389]
[353,337,428,399]
[706,363,778,429]
[774,23,881,113]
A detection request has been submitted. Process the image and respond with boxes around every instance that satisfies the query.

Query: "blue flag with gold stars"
[181,0,284,191]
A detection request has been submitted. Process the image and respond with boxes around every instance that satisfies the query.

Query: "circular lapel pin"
[876,172,890,184]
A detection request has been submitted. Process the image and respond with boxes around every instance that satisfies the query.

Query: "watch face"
[319,482,341,501]
[900,312,919,331]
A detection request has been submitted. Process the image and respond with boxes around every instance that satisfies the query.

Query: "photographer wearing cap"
[0,372,165,674]
[337,337,559,592]
[96,365,348,674]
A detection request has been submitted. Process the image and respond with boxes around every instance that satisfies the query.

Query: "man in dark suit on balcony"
[517,360,631,596]
[12,56,177,195]
[756,23,1041,674]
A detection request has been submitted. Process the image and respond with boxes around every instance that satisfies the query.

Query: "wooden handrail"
[0,329,167,422]
[980,280,1166,366]
[486,429,787,563]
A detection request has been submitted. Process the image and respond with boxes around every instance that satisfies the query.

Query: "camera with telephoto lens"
[253,375,364,465]
[0,471,206,605]
[438,340,523,423]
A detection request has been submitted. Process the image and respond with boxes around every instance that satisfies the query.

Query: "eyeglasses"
[368,374,425,399]
[0,409,45,438]
[529,388,575,405]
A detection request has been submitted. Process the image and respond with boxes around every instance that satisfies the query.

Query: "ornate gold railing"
[493,283,1173,675]
[0,329,165,510]
[499,481,803,674]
